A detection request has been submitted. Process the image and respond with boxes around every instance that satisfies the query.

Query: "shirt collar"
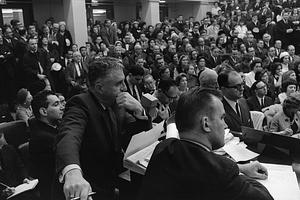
[180,138,211,152]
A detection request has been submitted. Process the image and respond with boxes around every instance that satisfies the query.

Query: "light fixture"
[159,0,166,3]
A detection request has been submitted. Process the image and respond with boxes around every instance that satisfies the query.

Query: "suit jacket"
[0,145,27,187]
[124,78,142,102]
[276,20,294,47]
[100,26,118,47]
[206,55,222,69]
[55,91,151,199]
[64,61,88,86]
[28,118,57,200]
[138,138,273,200]
[223,98,253,132]
[246,95,274,112]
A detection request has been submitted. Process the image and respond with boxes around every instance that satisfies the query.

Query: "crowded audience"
[1,0,300,199]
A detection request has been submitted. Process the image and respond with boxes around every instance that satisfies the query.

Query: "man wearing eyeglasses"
[153,79,179,123]
[247,81,274,112]
[218,70,253,132]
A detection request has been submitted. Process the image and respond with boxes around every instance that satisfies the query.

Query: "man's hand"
[37,74,46,80]
[282,128,293,136]
[238,161,268,180]
[2,187,15,197]
[116,92,143,115]
[64,169,92,200]
[287,28,293,33]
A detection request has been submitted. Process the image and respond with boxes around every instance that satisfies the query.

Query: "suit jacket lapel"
[223,99,242,125]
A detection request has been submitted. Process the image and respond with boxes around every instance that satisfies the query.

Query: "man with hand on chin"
[55,57,151,200]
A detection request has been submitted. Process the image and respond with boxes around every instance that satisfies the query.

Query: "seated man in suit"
[55,57,152,200]
[247,81,274,112]
[29,90,64,200]
[218,70,253,132]
[138,88,273,200]
[65,51,88,98]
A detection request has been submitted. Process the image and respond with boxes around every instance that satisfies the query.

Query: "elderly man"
[55,57,151,200]
[138,88,273,200]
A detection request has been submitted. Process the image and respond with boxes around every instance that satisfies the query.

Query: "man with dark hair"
[29,90,64,200]
[153,79,178,123]
[218,70,253,132]
[138,88,273,200]
[125,66,144,102]
[55,57,151,200]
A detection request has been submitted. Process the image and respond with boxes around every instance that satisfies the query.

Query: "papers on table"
[258,163,300,200]
[213,129,260,161]
[7,179,39,199]
[123,122,164,175]
[223,142,259,162]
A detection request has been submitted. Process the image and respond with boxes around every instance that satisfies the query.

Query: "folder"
[123,122,164,175]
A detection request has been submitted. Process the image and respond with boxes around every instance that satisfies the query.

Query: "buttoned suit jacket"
[246,95,274,112]
[223,98,254,132]
[55,91,152,199]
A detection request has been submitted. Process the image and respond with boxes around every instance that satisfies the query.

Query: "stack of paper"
[124,122,164,175]
[258,163,300,200]
[7,179,39,199]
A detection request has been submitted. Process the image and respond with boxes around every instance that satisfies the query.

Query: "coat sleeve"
[55,97,88,173]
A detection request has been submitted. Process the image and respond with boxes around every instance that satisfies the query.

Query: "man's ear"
[201,116,211,133]
[39,107,47,117]
[95,81,104,93]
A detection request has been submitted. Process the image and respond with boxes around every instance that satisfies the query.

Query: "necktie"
[107,107,120,152]
[261,98,264,108]
[235,103,240,117]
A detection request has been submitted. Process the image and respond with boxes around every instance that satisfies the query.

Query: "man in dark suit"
[218,70,253,132]
[207,47,222,69]
[247,81,274,112]
[55,57,151,200]
[276,10,294,48]
[138,88,273,200]
[23,38,51,95]
[29,90,64,200]
[195,37,210,58]
[100,19,118,47]
[124,66,144,102]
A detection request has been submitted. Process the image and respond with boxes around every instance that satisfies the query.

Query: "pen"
[70,192,96,200]
[0,182,10,188]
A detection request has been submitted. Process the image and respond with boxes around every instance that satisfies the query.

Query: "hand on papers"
[64,169,93,200]
[239,161,268,180]
[117,92,144,115]
[281,128,293,136]
[2,187,15,198]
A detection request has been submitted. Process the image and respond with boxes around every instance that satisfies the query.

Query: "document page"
[7,179,39,199]
[258,163,300,200]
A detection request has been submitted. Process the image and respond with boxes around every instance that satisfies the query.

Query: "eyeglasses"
[256,85,267,90]
[225,84,244,90]
[163,91,178,100]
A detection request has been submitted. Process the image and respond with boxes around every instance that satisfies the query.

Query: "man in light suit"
[64,51,88,97]
[55,57,151,200]
[138,88,273,200]
[218,70,253,132]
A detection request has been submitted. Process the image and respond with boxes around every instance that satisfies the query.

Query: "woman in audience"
[175,73,188,95]
[277,78,298,104]
[15,88,33,124]
[280,52,292,73]
[294,61,300,84]
[269,92,300,137]
[282,70,297,82]
[269,62,283,97]
[159,67,171,81]
[175,55,189,77]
